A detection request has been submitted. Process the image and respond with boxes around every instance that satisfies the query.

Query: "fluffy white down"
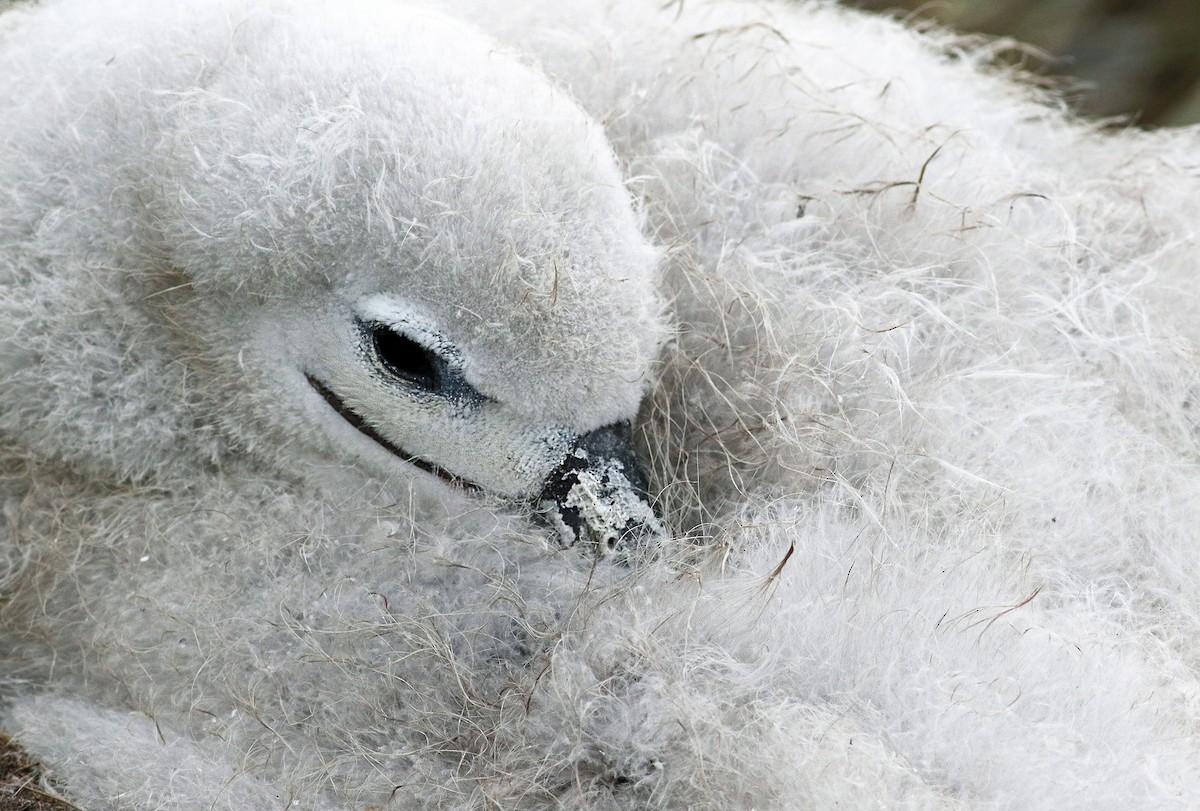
[4,0,1200,809]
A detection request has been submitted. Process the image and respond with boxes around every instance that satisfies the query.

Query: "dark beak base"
[535,422,666,562]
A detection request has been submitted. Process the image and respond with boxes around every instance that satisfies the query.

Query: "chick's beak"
[535,421,666,562]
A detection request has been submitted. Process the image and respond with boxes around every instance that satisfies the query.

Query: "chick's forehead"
[143,1,663,425]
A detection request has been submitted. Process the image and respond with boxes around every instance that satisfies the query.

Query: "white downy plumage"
[4,0,1200,808]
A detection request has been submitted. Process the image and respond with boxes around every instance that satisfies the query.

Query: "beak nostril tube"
[535,421,666,562]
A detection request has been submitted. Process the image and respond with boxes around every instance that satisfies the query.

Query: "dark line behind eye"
[305,373,480,492]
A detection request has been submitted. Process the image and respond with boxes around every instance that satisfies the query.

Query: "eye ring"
[367,322,442,391]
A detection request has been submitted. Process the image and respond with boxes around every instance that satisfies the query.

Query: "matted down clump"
[3,0,1200,808]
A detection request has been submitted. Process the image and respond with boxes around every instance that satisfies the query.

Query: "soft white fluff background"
[4,0,1200,809]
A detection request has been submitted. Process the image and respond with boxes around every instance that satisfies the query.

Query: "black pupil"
[372,326,440,390]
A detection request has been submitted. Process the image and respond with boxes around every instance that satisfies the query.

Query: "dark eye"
[371,325,441,390]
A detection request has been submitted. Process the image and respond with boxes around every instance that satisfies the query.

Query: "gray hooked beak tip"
[535,421,667,563]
